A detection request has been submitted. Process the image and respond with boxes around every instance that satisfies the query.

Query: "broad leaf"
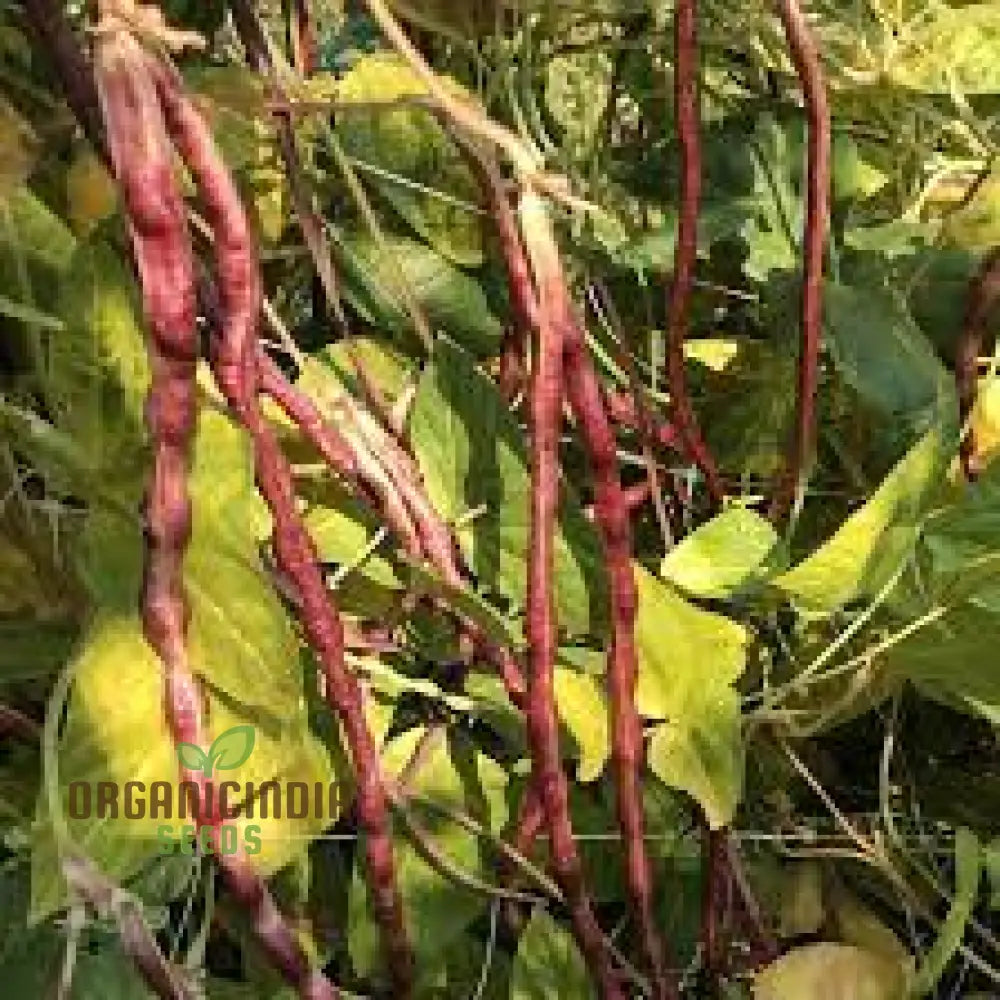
[30,612,336,921]
[754,942,910,999]
[336,54,485,268]
[646,686,743,830]
[634,566,747,827]
[347,728,505,990]
[509,908,596,1000]
[410,339,607,637]
[336,232,501,354]
[634,564,747,721]
[825,284,954,431]
[661,505,778,599]
[554,668,609,783]
[775,427,948,613]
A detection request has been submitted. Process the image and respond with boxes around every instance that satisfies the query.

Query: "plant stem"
[229,0,347,333]
[63,856,199,1000]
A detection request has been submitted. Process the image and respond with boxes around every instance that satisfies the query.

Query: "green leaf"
[0,186,76,272]
[911,827,981,996]
[832,133,888,202]
[740,116,801,282]
[336,232,501,354]
[176,743,208,772]
[0,619,77,682]
[754,943,909,1000]
[554,668,609,784]
[0,98,39,196]
[922,459,1000,588]
[509,908,596,1000]
[410,339,607,637]
[646,685,743,829]
[337,54,485,268]
[0,293,63,329]
[825,284,954,429]
[44,239,151,483]
[545,47,613,162]
[986,840,1000,910]
[661,505,778,599]
[634,564,747,721]
[701,339,797,478]
[774,427,948,613]
[304,494,401,590]
[209,725,257,772]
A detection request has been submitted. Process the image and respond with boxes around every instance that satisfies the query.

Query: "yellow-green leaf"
[754,943,910,1000]
[774,427,947,613]
[510,908,597,1000]
[634,563,747,721]
[554,668,609,783]
[646,685,743,830]
[661,505,778,599]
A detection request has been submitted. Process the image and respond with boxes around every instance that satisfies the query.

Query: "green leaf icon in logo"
[176,742,209,773]
[207,725,256,774]
[175,726,256,777]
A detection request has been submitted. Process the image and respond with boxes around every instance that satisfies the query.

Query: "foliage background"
[2,0,1000,996]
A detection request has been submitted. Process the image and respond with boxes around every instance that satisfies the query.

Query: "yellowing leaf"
[554,668,609,783]
[966,376,1000,473]
[661,506,777,599]
[635,565,746,826]
[647,686,743,829]
[684,337,740,372]
[30,613,335,920]
[754,943,909,1000]
[774,428,946,613]
[634,564,747,720]
[888,5,1000,95]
